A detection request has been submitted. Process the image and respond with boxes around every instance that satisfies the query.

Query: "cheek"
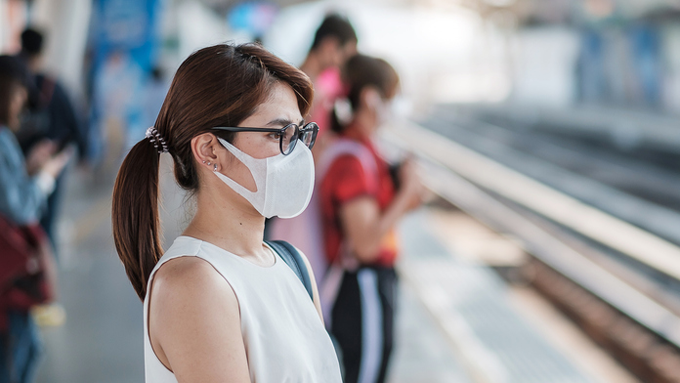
[224,152,258,192]
[233,133,280,159]
[334,52,345,67]
[9,94,24,116]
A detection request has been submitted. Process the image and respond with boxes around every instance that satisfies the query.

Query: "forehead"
[245,82,302,126]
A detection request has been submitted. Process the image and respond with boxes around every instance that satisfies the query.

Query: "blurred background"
[3,0,680,382]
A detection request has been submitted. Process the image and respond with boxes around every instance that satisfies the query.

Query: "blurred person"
[0,55,68,383]
[267,13,358,280]
[16,27,87,252]
[318,54,424,383]
[112,43,342,382]
[299,13,357,153]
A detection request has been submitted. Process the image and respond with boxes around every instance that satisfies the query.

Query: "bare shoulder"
[151,256,237,311]
[149,256,250,381]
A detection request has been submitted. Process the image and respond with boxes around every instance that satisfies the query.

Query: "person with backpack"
[111,43,341,382]
[318,54,425,383]
[0,55,68,383]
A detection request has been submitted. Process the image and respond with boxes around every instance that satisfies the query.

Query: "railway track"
[381,119,680,383]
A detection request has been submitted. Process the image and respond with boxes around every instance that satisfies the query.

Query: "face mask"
[367,89,393,127]
[214,137,315,219]
[376,98,394,126]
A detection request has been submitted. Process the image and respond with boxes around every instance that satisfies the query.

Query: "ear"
[191,133,222,172]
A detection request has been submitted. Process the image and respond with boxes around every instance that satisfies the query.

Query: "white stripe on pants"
[357,269,383,383]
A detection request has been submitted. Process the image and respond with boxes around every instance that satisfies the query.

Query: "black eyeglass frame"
[212,122,319,155]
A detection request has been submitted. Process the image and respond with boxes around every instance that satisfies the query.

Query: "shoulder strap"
[317,139,378,180]
[317,138,379,193]
[265,240,314,300]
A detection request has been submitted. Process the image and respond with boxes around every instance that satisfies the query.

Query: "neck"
[183,186,266,258]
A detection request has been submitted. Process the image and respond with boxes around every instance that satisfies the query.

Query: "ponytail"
[112,138,163,300]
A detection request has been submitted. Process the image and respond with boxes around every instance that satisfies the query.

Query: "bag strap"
[265,240,314,300]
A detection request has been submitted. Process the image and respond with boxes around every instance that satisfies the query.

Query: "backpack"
[265,240,313,300]
[0,215,54,332]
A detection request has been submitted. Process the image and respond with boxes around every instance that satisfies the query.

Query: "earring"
[213,164,218,172]
[202,160,206,164]
[206,161,211,166]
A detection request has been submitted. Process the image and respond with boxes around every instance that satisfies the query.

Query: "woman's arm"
[0,135,71,225]
[148,257,251,383]
[0,149,48,224]
[339,160,423,264]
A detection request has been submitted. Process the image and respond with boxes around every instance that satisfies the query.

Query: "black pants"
[330,267,397,383]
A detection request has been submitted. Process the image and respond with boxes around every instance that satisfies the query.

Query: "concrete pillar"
[0,0,28,54]
[31,0,91,96]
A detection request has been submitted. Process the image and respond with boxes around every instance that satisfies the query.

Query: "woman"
[111,43,342,382]
[0,55,66,383]
[318,54,424,383]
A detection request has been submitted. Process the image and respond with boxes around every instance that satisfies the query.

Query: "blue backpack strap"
[265,240,314,300]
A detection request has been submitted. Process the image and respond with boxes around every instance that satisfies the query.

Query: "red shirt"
[319,133,399,267]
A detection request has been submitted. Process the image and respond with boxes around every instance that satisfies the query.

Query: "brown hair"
[331,54,399,133]
[0,77,21,128]
[112,43,313,300]
[0,55,30,128]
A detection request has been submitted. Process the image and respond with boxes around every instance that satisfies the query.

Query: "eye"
[267,132,280,140]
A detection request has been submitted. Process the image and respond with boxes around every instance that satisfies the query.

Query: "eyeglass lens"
[278,123,319,155]
[301,129,313,147]
[281,124,298,155]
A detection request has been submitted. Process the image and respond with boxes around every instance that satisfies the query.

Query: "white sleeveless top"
[143,236,343,382]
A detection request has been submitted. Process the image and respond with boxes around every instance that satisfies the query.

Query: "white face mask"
[214,137,315,219]
[366,89,393,127]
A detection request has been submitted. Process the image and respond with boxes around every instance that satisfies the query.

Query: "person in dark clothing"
[17,27,87,252]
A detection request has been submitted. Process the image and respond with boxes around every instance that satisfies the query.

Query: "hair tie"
[145,127,169,154]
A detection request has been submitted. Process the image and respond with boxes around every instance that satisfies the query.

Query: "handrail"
[382,120,680,282]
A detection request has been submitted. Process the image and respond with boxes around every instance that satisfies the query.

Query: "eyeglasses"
[212,122,319,155]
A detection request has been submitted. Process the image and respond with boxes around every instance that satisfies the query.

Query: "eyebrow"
[265,118,305,127]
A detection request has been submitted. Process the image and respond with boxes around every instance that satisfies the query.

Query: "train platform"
[32,152,637,383]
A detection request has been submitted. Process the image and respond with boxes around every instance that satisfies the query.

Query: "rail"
[380,120,680,349]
